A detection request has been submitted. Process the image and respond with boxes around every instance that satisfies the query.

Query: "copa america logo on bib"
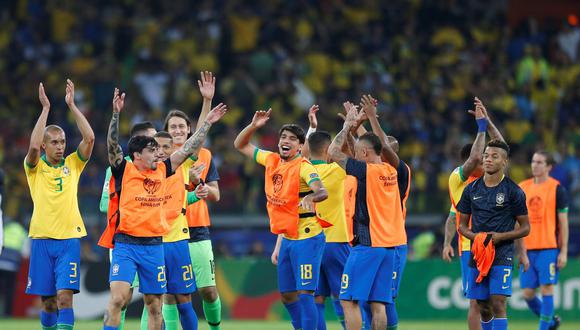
[496,193,505,206]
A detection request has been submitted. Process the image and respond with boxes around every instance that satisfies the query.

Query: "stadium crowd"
[0,0,578,259]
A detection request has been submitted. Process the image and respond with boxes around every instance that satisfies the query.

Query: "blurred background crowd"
[0,0,578,265]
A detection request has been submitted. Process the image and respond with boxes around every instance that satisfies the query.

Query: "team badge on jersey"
[496,193,505,206]
[62,166,70,176]
[272,174,283,193]
[112,264,120,275]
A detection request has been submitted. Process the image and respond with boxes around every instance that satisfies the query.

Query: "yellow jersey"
[24,152,88,239]
[311,161,349,243]
[255,149,322,240]
[448,166,477,251]
[163,165,190,243]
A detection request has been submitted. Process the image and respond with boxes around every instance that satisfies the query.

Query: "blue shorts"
[339,245,395,304]
[460,251,472,296]
[315,242,351,297]
[520,249,559,289]
[110,242,166,294]
[164,240,196,294]
[26,238,81,296]
[466,265,513,300]
[278,232,325,293]
[392,244,408,298]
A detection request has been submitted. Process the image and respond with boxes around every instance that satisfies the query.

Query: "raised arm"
[462,101,487,178]
[470,97,505,143]
[107,88,125,168]
[26,83,51,167]
[171,103,227,170]
[302,104,319,159]
[361,94,399,167]
[195,71,216,131]
[328,102,357,169]
[65,79,95,160]
[234,108,271,158]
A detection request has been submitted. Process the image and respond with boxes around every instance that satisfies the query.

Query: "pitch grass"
[1,319,579,329]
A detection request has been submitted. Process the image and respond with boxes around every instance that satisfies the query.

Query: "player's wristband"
[306,126,316,138]
[187,191,200,205]
[476,118,487,133]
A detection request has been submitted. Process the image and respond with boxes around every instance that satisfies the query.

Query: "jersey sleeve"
[23,157,38,176]
[456,184,472,214]
[254,148,272,166]
[205,157,220,183]
[511,186,528,217]
[448,167,464,207]
[346,158,367,179]
[556,184,569,213]
[300,161,321,186]
[449,204,457,216]
[99,167,112,214]
[69,150,88,172]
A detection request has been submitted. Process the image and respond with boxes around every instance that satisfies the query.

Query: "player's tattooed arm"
[329,102,358,168]
[462,101,486,178]
[66,79,95,160]
[171,103,227,171]
[442,212,457,262]
[301,179,328,212]
[361,94,399,167]
[108,88,125,168]
[234,108,271,158]
[196,71,216,131]
[26,83,51,167]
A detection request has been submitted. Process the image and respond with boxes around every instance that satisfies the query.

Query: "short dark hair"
[486,139,510,156]
[164,110,192,137]
[534,150,555,166]
[308,131,331,155]
[279,124,305,144]
[359,132,383,155]
[130,121,155,138]
[460,143,473,162]
[154,131,173,140]
[128,135,159,160]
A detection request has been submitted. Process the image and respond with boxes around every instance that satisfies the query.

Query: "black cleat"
[549,315,561,330]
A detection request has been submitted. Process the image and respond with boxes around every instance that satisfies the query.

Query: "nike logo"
[501,285,509,289]
[70,280,78,284]
[473,196,483,200]
[185,283,194,288]
[339,290,347,295]
[301,282,311,286]
[161,284,167,288]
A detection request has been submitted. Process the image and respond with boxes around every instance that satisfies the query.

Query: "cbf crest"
[62,166,71,177]
[496,192,505,206]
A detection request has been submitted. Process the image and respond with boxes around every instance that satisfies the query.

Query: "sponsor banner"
[11,257,580,320]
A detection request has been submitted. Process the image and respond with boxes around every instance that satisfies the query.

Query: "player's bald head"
[386,135,399,153]
[43,125,65,141]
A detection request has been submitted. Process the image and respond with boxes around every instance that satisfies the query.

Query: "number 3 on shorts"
[503,268,511,283]
[157,266,166,282]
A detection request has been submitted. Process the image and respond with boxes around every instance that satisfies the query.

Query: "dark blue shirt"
[205,156,220,183]
[346,158,410,246]
[457,176,528,266]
